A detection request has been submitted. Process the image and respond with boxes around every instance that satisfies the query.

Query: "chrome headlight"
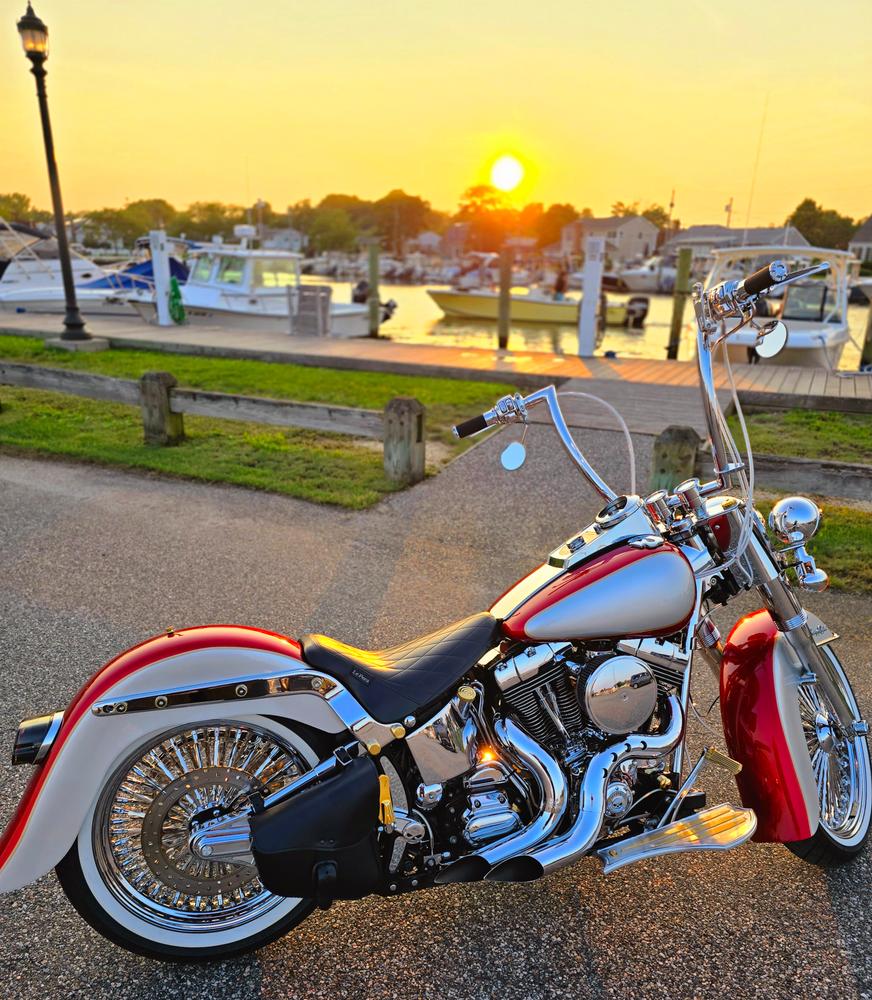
[768,496,821,546]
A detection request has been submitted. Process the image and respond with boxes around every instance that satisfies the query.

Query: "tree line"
[0,190,863,254]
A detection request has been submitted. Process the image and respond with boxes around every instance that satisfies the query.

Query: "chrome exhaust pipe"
[435,717,567,884]
[486,693,684,882]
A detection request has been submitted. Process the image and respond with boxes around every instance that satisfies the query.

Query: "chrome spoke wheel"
[93,721,308,934]
[799,659,870,848]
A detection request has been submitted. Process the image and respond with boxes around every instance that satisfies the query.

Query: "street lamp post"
[17,3,88,340]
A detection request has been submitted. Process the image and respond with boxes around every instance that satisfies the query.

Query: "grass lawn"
[0,334,504,445]
[729,408,872,464]
[0,334,507,508]
[757,500,872,594]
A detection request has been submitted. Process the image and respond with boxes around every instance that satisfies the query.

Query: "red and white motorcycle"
[1,261,869,961]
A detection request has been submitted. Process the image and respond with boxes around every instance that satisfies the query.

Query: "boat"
[127,247,370,338]
[427,287,646,328]
[705,245,853,368]
[0,224,190,317]
[616,254,678,293]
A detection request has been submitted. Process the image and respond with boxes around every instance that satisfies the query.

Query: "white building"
[560,215,659,264]
[848,216,872,263]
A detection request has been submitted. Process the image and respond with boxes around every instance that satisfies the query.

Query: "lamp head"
[17,3,48,60]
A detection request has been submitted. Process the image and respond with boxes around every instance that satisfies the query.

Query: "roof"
[666,224,809,248]
[567,215,657,232]
[191,246,302,260]
[850,215,872,243]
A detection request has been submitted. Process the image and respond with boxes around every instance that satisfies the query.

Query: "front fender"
[0,625,352,894]
[721,610,819,842]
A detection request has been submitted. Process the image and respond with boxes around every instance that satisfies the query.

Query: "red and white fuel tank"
[497,543,696,643]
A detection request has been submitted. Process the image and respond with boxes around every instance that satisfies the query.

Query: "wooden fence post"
[649,425,701,491]
[383,397,425,485]
[140,371,184,445]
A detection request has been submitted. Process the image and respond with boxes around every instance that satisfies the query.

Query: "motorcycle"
[0,260,869,962]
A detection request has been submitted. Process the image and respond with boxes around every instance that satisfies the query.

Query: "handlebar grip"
[741,261,788,297]
[453,414,489,439]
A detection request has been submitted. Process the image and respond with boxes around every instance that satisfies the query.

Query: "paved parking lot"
[0,431,869,1000]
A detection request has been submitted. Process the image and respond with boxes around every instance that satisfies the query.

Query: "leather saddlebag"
[250,753,382,902]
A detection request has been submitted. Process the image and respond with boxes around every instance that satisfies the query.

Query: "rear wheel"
[786,647,871,864]
[56,717,319,961]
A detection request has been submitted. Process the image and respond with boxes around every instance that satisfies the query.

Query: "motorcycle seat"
[300,612,499,724]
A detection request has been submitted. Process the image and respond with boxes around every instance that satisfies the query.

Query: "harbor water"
[319,281,869,370]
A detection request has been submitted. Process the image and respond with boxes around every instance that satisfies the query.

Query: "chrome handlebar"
[452,259,829,502]
[451,386,617,502]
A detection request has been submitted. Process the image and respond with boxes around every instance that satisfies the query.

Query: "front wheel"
[786,646,871,864]
[56,716,320,961]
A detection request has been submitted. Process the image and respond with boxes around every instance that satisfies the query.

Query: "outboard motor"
[626,295,649,329]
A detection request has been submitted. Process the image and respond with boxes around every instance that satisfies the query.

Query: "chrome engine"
[494,641,672,752]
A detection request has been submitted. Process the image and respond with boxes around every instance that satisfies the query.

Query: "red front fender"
[720,610,818,843]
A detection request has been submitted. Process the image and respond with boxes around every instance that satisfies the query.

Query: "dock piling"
[861,299,872,371]
[366,239,380,337]
[498,246,512,350]
[667,247,693,360]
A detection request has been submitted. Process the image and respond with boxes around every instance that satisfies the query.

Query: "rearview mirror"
[500,440,527,471]
[755,320,788,359]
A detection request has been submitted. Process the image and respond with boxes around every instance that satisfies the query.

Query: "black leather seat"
[300,613,499,724]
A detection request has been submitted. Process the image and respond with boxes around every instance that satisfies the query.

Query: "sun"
[490,154,524,192]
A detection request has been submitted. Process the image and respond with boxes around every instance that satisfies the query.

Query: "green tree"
[318,194,375,232]
[610,200,640,217]
[0,192,35,222]
[307,207,358,253]
[174,201,244,240]
[372,189,435,253]
[787,198,856,249]
[535,203,578,247]
[455,185,518,250]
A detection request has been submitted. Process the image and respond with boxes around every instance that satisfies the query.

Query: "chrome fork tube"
[478,717,568,866]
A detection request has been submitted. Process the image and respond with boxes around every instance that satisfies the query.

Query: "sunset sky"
[4,0,870,225]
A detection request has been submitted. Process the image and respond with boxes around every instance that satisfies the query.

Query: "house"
[560,215,659,264]
[260,226,307,253]
[661,224,809,256]
[849,216,872,263]
[407,230,442,253]
[440,222,470,258]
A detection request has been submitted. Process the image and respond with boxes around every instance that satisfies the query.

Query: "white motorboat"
[705,245,853,368]
[617,255,678,293]
[0,223,191,317]
[0,221,114,313]
[127,247,369,338]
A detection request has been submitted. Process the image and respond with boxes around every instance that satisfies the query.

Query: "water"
[317,280,869,370]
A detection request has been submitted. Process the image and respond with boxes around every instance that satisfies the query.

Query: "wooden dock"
[1,313,869,439]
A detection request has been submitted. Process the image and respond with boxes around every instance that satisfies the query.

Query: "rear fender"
[0,625,390,894]
[721,610,819,842]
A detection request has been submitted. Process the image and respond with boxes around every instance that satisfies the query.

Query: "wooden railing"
[0,361,426,486]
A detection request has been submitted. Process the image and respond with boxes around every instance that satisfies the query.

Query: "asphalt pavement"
[0,426,869,1000]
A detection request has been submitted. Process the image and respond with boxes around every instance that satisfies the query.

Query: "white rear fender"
[0,626,394,893]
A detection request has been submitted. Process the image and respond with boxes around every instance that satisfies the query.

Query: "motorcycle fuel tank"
[500,543,696,643]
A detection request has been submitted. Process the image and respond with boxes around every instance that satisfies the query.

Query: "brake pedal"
[598,803,757,874]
